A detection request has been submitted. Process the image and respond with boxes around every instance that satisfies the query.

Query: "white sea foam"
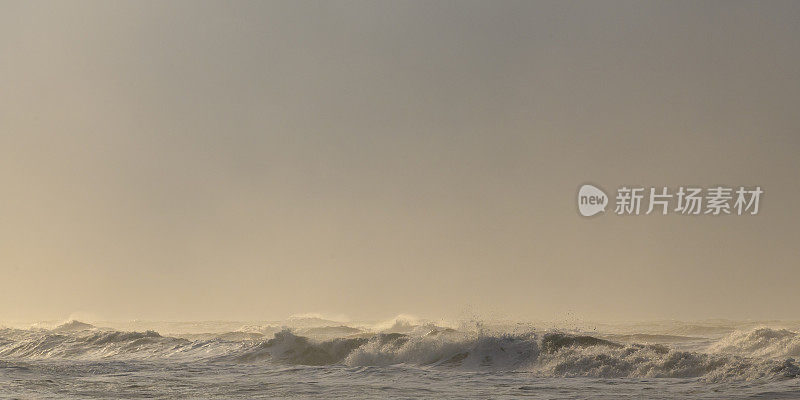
[708,327,800,358]
[2,320,799,398]
[1,320,798,383]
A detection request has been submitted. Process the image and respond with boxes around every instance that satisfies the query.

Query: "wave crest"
[708,327,800,358]
[1,322,799,382]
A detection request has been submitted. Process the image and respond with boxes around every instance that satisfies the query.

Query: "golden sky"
[1,0,799,321]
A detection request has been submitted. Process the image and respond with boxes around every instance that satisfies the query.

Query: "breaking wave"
[1,321,798,382]
[708,327,800,358]
[0,321,236,360]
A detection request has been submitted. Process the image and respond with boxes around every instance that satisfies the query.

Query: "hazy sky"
[2,0,799,322]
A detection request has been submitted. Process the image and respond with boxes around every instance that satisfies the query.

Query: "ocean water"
[1,317,799,399]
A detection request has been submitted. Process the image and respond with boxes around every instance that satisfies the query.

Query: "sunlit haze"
[2,1,799,323]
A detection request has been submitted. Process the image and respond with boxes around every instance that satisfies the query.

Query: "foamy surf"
[1,319,799,398]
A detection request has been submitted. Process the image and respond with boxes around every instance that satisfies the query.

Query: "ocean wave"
[0,322,798,382]
[217,329,800,381]
[708,327,800,358]
[0,321,239,360]
[536,339,798,381]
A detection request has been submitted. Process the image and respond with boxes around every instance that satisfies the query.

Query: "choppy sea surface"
[1,317,799,399]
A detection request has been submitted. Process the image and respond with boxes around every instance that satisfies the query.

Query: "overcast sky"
[2,0,799,322]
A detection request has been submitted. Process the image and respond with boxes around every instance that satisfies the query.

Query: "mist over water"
[3,0,800,398]
[3,0,800,324]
